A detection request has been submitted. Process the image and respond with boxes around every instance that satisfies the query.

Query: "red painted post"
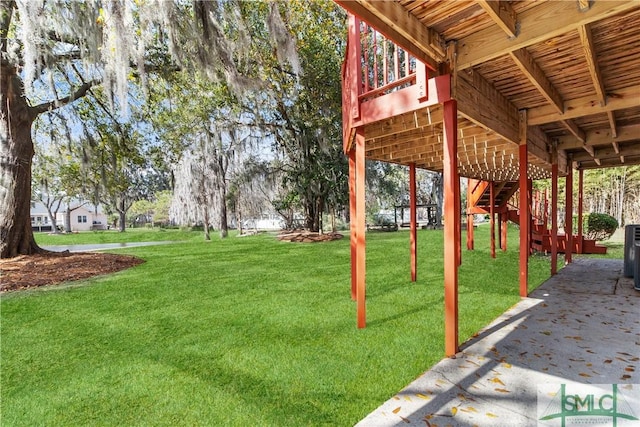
[409,163,417,282]
[543,189,549,232]
[490,181,496,258]
[501,212,508,252]
[355,129,366,328]
[565,167,573,264]
[577,168,584,254]
[443,99,459,357]
[467,178,474,250]
[349,149,356,301]
[519,111,529,297]
[456,176,461,267]
[551,162,558,275]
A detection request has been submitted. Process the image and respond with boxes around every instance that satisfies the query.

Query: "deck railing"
[342,14,427,152]
[356,19,418,101]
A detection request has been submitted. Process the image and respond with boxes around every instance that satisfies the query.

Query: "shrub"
[584,213,618,241]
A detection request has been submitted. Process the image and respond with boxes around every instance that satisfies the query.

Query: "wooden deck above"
[338,0,640,180]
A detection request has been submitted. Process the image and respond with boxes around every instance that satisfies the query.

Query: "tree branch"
[29,79,101,116]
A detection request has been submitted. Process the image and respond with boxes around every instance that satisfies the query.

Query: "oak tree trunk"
[1,64,43,258]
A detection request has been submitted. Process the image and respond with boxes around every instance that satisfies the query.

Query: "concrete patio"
[357,258,640,426]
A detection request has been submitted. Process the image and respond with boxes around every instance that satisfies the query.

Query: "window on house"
[31,216,35,224]
[78,215,87,223]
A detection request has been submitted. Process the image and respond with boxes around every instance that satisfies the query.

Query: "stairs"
[468,179,607,255]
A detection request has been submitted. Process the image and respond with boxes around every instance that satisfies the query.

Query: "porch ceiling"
[337,0,640,177]
[363,106,550,181]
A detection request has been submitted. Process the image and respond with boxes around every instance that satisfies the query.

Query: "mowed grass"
[3,225,552,426]
[34,227,202,245]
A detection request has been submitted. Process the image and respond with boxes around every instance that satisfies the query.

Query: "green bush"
[584,213,618,241]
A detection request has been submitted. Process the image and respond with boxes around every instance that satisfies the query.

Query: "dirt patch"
[277,230,343,243]
[0,252,144,292]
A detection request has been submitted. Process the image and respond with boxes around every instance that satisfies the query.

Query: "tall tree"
[253,1,348,231]
[1,0,300,257]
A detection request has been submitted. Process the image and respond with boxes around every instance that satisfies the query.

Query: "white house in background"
[30,200,108,232]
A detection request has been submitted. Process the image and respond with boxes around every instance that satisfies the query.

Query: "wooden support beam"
[551,159,558,276]
[457,1,638,70]
[572,143,640,162]
[557,124,640,150]
[613,141,620,154]
[457,69,520,144]
[578,155,640,169]
[467,180,475,251]
[607,111,617,138]
[528,84,640,126]
[349,149,357,301]
[561,119,586,143]
[577,168,584,254]
[527,125,552,163]
[355,130,366,328]
[501,212,508,252]
[581,144,595,157]
[443,100,459,357]
[409,163,417,282]
[565,167,573,265]
[510,48,564,114]
[356,75,451,127]
[578,23,606,106]
[518,110,529,297]
[477,0,518,38]
[490,181,496,259]
[334,0,445,71]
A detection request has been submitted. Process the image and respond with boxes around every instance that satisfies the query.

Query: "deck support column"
[577,168,584,254]
[355,129,367,327]
[467,178,474,250]
[518,110,529,297]
[551,159,559,276]
[501,212,508,252]
[409,163,417,282]
[443,99,459,357]
[349,149,356,300]
[565,166,573,264]
[490,181,496,258]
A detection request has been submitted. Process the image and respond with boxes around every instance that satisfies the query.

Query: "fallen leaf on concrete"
[489,377,505,386]
[392,407,401,414]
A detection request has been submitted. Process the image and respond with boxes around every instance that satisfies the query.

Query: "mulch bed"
[0,252,144,292]
[277,230,343,243]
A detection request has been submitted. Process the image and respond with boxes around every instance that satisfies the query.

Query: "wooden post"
[519,110,529,297]
[467,213,475,250]
[467,178,474,250]
[409,163,417,282]
[565,167,573,264]
[577,168,584,254]
[456,179,462,266]
[355,129,366,327]
[490,181,496,258]
[349,149,356,301]
[501,212,508,252]
[551,160,558,276]
[443,99,459,357]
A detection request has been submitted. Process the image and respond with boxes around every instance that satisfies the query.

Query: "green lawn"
[34,227,202,245]
[3,226,559,425]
